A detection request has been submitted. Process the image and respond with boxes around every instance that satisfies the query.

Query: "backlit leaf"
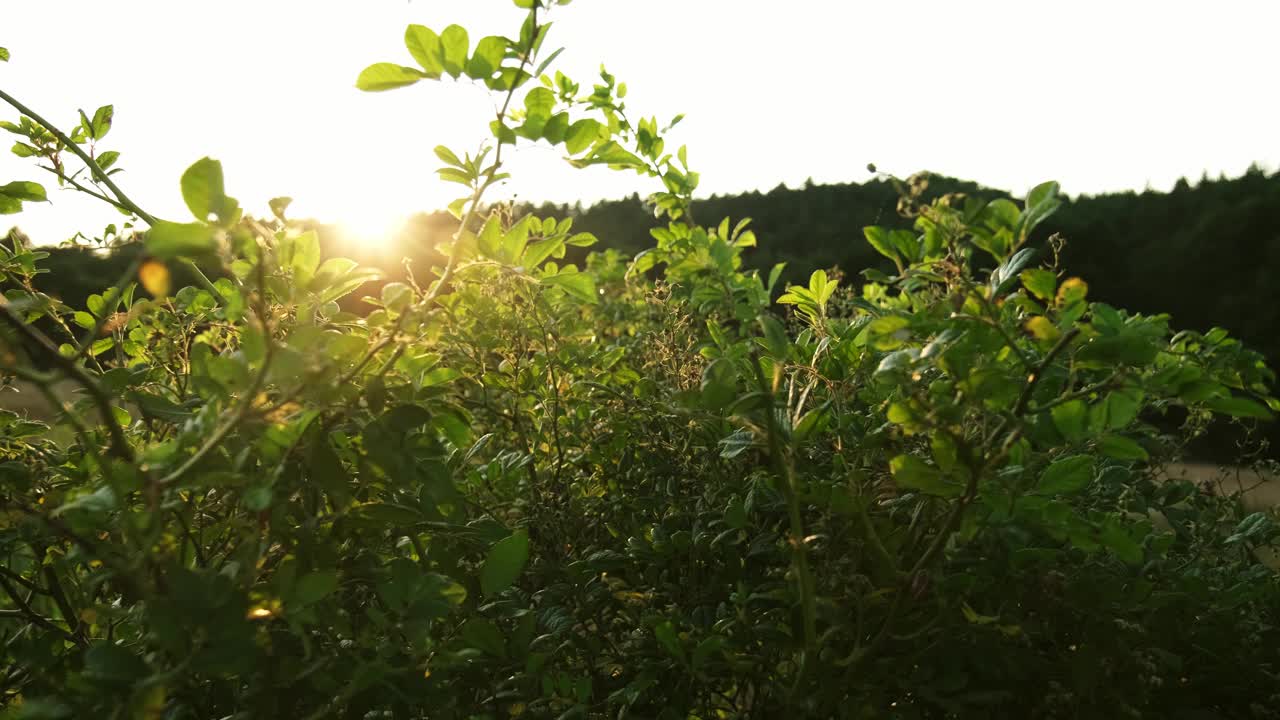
[356,63,424,92]
[405,25,444,76]
[541,269,598,304]
[440,25,470,77]
[890,455,961,497]
[146,221,216,259]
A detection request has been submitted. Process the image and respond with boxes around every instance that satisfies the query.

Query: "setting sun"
[335,213,409,253]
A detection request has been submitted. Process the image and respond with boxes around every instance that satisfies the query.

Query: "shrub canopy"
[1,3,1279,718]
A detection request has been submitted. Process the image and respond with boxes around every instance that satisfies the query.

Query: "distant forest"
[10,165,1280,459]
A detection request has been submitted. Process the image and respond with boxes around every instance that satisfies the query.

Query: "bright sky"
[2,0,1277,246]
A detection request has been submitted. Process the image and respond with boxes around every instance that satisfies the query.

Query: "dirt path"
[1161,462,1280,512]
[0,379,77,421]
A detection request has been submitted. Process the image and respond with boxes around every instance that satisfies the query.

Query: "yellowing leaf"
[1055,277,1088,307]
[138,260,171,297]
[1024,316,1060,342]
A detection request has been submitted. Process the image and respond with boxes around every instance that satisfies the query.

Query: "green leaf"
[989,248,1036,295]
[419,367,460,388]
[541,269,598,304]
[653,620,686,663]
[52,486,117,516]
[499,215,533,263]
[269,196,292,220]
[1226,512,1275,545]
[564,119,602,155]
[890,455,961,497]
[292,570,339,607]
[480,529,529,597]
[348,502,422,527]
[1020,180,1062,237]
[1097,434,1149,461]
[757,314,791,359]
[522,87,556,137]
[1099,517,1143,564]
[180,157,236,224]
[1,181,47,202]
[460,618,507,657]
[521,237,565,268]
[434,145,463,168]
[1026,180,1060,210]
[1019,269,1056,302]
[0,47,9,62]
[146,221,217,259]
[542,112,569,144]
[1038,455,1094,495]
[439,25,470,78]
[1091,388,1143,430]
[477,214,503,258]
[291,230,321,288]
[447,196,468,219]
[863,226,900,266]
[89,104,113,140]
[867,314,911,350]
[467,36,506,79]
[723,496,749,528]
[569,140,644,169]
[1205,395,1273,420]
[356,63,424,92]
[1076,333,1158,367]
[1051,399,1088,442]
[534,47,565,78]
[404,25,444,77]
[83,642,149,685]
[766,262,787,293]
[96,150,120,170]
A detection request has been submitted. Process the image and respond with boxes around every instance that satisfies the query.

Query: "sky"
[2,0,1277,246]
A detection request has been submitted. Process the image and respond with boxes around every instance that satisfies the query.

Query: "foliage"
[20,168,1280,461]
[2,4,1280,719]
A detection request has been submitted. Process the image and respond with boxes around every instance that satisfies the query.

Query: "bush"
[2,3,1279,718]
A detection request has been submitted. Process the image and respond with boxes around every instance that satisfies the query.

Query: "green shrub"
[2,4,1279,718]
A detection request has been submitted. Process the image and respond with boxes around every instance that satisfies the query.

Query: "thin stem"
[0,574,81,645]
[1030,370,1124,414]
[36,163,126,211]
[1014,326,1081,418]
[749,351,817,690]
